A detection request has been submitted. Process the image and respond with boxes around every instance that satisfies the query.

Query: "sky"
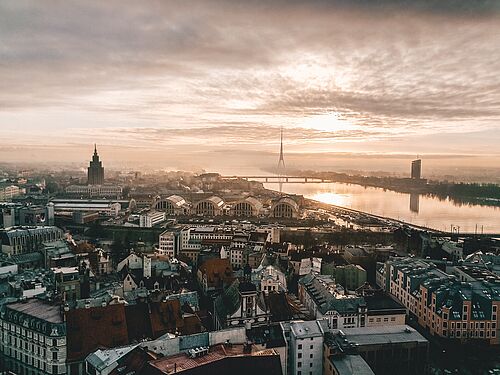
[1,0,499,175]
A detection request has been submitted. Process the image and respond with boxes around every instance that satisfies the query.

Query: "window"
[298,362,302,368]
[298,344,302,350]
[310,345,313,349]
[298,353,302,359]
[310,354,313,359]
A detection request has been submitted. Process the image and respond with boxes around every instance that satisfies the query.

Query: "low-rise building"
[139,211,166,228]
[64,184,123,198]
[152,195,190,216]
[1,226,64,255]
[50,199,123,217]
[323,325,429,375]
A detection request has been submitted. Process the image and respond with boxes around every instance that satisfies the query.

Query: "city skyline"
[1,0,500,174]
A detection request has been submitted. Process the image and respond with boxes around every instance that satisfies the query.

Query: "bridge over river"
[221,175,331,183]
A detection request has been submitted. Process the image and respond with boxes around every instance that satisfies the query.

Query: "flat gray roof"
[7,299,63,323]
[290,320,323,338]
[342,325,428,346]
[331,354,375,375]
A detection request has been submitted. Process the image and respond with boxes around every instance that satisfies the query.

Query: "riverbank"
[264,182,500,234]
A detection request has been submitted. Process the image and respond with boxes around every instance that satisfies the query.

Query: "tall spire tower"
[87,144,105,185]
[277,126,286,192]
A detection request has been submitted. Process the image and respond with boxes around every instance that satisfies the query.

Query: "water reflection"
[410,193,420,214]
[264,182,500,233]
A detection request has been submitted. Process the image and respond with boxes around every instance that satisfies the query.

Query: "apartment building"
[378,257,500,345]
[0,299,67,375]
[298,274,367,329]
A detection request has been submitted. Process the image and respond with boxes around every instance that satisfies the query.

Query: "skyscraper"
[87,144,104,185]
[411,158,422,180]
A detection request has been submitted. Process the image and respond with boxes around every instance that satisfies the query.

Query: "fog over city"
[1,0,500,176]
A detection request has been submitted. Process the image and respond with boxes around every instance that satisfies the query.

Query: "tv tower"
[277,126,286,192]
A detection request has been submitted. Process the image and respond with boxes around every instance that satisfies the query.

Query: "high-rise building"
[87,144,104,185]
[411,158,422,179]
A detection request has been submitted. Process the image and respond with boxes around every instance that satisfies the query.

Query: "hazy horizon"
[1,0,500,177]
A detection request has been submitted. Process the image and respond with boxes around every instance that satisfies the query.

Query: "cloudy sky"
[1,0,499,174]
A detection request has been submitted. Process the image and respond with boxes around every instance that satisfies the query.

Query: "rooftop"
[147,343,280,374]
[6,299,63,323]
[339,325,428,346]
[86,344,139,371]
[330,354,375,375]
[290,320,323,339]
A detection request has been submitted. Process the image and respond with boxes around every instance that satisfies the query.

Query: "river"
[264,182,500,234]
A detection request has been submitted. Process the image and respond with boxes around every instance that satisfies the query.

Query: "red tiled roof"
[198,258,234,288]
[67,300,206,362]
[66,304,129,362]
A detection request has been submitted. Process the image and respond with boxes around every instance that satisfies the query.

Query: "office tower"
[411,159,422,180]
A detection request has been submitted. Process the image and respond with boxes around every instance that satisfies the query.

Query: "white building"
[158,229,182,258]
[65,185,123,198]
[281,320,325,375]
[139,211,166,228]
[116,253,143,273]
[51,199,122,217]
[252,265,287,294]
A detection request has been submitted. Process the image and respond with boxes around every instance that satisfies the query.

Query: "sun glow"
[299,112,359,132]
